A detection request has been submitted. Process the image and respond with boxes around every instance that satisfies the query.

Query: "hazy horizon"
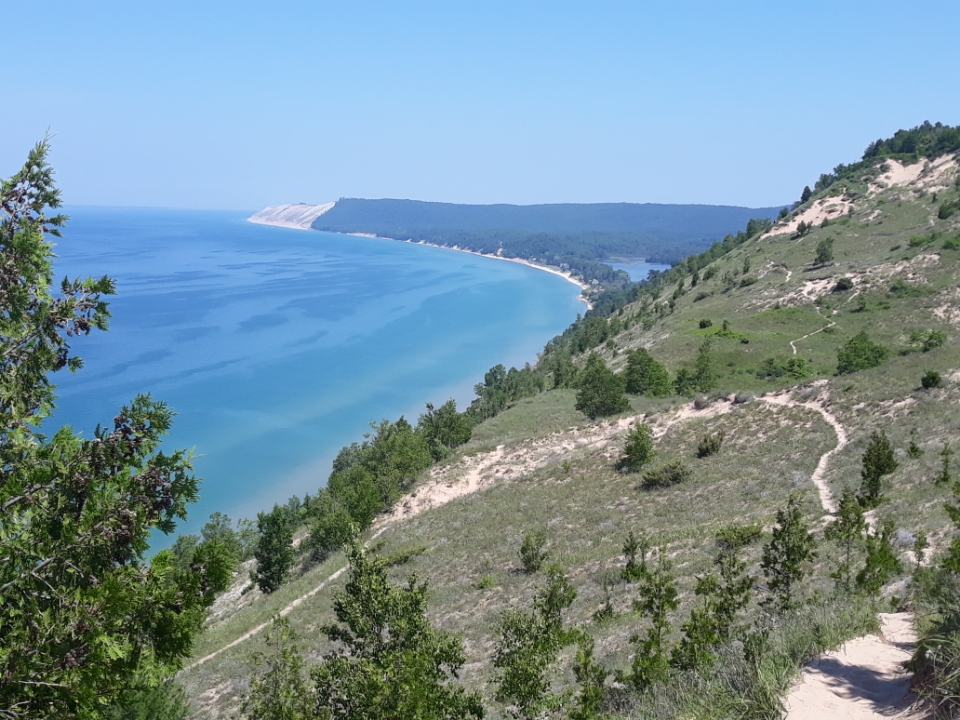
[5,2,959,211]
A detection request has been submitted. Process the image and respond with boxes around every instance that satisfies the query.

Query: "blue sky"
[4,1,959,210]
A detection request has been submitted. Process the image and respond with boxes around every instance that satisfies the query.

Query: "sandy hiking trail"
[785,612,924,720]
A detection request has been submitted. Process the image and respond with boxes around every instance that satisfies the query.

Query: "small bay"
[51,208,584,547]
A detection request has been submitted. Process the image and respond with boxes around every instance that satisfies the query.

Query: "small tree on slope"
[312,541,484,720]
[761,494,817,612]
[575,353,630,420]
[825,488,867,593]
[857,430,897,509]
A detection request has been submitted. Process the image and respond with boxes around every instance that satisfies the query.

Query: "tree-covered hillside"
[312,199,784,284]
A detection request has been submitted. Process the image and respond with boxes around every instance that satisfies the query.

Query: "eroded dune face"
[248,201,336,229]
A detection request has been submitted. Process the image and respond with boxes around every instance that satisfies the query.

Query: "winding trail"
[761,390,844,514]
[789,308,837,356]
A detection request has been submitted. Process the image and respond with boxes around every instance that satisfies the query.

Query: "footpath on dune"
[784,612,923,719]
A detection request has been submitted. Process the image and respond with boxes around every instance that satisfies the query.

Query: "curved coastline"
[246,214,593,310]
[344,231,593,310]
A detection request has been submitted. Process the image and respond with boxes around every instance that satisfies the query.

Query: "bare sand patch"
[784,612,923,720]
[764,196,855,239]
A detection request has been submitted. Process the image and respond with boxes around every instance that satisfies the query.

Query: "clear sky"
[4,1,959,211]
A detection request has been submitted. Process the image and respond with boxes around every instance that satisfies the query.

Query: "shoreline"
[387,236,593,310]
[248,217,592,310]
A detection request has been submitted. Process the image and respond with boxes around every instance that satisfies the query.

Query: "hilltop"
[187,123,960,719]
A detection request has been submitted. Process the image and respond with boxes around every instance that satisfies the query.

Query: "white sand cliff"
[248,202,336,230]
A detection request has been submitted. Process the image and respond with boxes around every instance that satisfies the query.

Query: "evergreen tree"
[623,348,671,397]
[621,531,651,583]
[815,237,834,265]
[825,489,867,592]
[494,568,580,719]
[240,619,313,720]
[568,638,607,720]
[855,520,902,596]
[936,443,953,486]
[627,552,679,690]
[761,494,817,612]
[519,528,548,573]
[575,353,630,420]
[837,331,889,375]
[254,505,295,593]
[619,423,655,472]
[0,141,212,717]
[693,338,717,393]
[800,185,813,203]
[312,542,484,719]
[857,430,897,508]
[672,548,752,670]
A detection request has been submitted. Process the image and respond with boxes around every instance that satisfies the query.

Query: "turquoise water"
[51,208,584,547]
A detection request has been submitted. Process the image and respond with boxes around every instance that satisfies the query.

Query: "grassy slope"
[183,155,960,718]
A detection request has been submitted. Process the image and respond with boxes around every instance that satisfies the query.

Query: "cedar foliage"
[761,494,817,612]
[0,141,215,718]
[857,430,897,509]
[312,542,485,720]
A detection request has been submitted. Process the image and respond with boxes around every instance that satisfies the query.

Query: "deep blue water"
[50,208,588,548]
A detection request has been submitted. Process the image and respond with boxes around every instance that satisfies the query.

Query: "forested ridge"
[312,198,784,285]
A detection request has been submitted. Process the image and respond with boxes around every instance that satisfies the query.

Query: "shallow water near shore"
[51,207,587,548]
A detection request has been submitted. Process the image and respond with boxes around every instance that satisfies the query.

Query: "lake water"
[50,208,585,547]
[610,260,672,281]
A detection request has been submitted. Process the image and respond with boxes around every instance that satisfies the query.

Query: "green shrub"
[756,355,811,380]
[889,278,927,298]
[641,461,691,490]
[739,276,757,287]
[832,276,854,292]
[698,319,713,329]
[939,200,959,220]
[943,237,960,251]
[696,431,725,458]
[923,331,947,351]
[837,331,889,374]
[909,233,935,248]
[922,370,942,389]
[476,575,495,590]
[519,528,548,573]
[620,423,656,472]
[716,523,763,551]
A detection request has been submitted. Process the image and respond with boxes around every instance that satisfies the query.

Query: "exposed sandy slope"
[248,202,336,229]
[784,613,925,720]
[764,195,855,238]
